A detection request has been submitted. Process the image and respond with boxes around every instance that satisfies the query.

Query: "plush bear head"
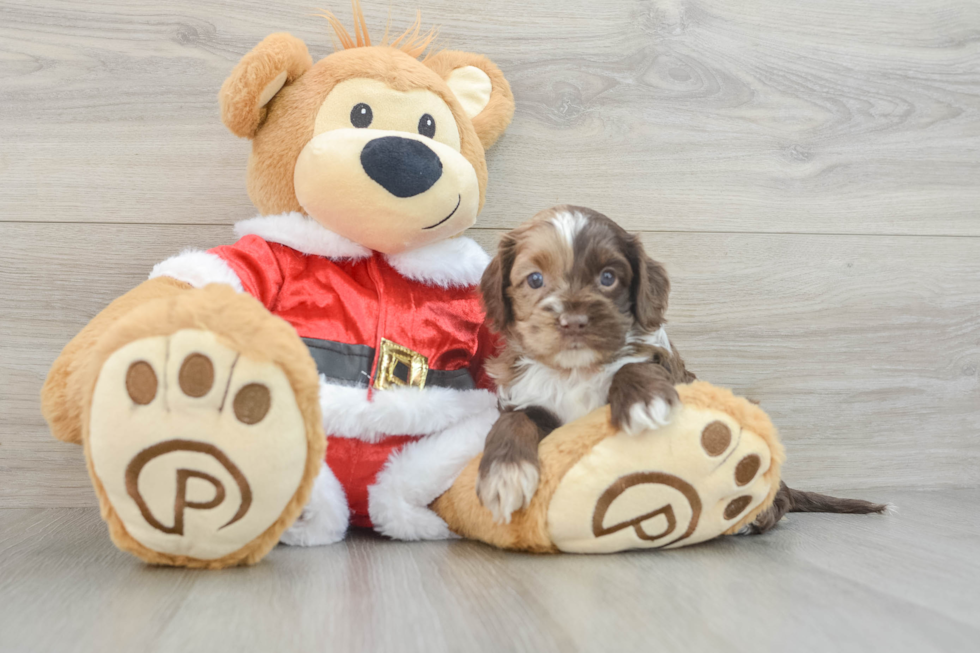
[218,8,514,254]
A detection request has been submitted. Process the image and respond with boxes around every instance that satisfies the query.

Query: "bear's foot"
[279,463,350,547]
[434,381,784,553]
[547,394,779,552]
[81,287,325,567]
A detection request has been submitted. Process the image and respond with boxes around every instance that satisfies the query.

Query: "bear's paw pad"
[89,329,308,561]
[547,407,774,553]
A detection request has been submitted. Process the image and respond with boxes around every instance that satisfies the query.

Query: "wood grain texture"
[0,490,977,653]
[0,3,977,641]
[2,223,977,508]
[0,0,978,233]
[0,223,235,508]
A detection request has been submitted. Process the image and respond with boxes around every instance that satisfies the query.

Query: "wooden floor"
[1,0,978,649]
[1,488,977,653]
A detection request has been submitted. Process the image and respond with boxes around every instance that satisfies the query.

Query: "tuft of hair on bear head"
[315,1,438,59]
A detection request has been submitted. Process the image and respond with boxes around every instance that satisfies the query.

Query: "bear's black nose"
[360,136,443,198]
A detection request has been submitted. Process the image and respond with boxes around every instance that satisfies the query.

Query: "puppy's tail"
[783,483,887,514]
[744,482,888,535]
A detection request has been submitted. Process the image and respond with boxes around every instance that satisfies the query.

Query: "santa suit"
[151,212,500,541]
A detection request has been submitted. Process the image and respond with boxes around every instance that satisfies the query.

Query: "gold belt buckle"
[373,338,428,390]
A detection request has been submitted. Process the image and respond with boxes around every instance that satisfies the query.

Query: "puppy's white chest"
[500,360,614,425]
[551,375,610,424]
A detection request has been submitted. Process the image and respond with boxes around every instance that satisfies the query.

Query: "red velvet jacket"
[151,212,500,538]
[208,233,496,392]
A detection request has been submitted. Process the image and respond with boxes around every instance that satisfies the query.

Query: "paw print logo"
[590,421,765,548]
[120,353,266,537]
[591,472,700,545]
[549,406,775,553]
[89,329,310,561]
[125,440,252,536]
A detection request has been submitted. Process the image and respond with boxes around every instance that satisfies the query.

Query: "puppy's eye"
[418,114,436,138]
[599,270,617,287]
[527,272,544,289]
[351,103,373,128]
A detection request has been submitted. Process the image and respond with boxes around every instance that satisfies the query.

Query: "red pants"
[326,435,422,528]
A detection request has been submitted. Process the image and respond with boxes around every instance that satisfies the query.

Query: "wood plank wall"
[1,0,978,508]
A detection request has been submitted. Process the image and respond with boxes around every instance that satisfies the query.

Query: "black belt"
[302,337,476,391]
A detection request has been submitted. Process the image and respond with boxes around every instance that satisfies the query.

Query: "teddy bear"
[40,6,784,568]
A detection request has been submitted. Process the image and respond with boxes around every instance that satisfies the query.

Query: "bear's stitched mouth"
[422,194,461,230]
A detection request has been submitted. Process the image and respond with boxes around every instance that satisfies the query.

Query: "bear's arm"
[205,235,285,310]
[150,235,286,311]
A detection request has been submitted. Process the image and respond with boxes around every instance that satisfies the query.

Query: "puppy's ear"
[480,234,517,333]
[628,236,670,331]
[220,33,313,139]
[425,50,515,149]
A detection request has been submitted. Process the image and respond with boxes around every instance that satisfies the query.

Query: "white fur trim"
[319,377,498,442]
[235,213,371,261]
[149,250,244,292]
[234,213,488,287]
[386,236,490,288]
[368,407,498,540]
[279,462,350,546]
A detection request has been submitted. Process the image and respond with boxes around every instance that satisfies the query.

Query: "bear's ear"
[425,50,515,149]
[219,33,313,139]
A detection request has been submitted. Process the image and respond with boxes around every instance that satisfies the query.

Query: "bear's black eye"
[527,272,544,289]
[351,103,373,128]
[418,113,436,138]
[599,270,616,287]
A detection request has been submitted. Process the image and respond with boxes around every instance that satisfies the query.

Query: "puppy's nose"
[559,313,589,331]
[360,136,443,198]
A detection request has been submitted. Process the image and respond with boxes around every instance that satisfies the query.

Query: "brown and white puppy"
[476,205,889,528]
[476,205,695,523]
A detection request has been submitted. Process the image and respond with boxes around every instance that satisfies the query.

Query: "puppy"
[476,205,888,528]
[475,205,694,523]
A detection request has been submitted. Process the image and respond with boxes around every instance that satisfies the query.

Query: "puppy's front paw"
[609,367,680,435]
[609,387,679,435]
[622,396,676,434]
[476,460,540,524]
